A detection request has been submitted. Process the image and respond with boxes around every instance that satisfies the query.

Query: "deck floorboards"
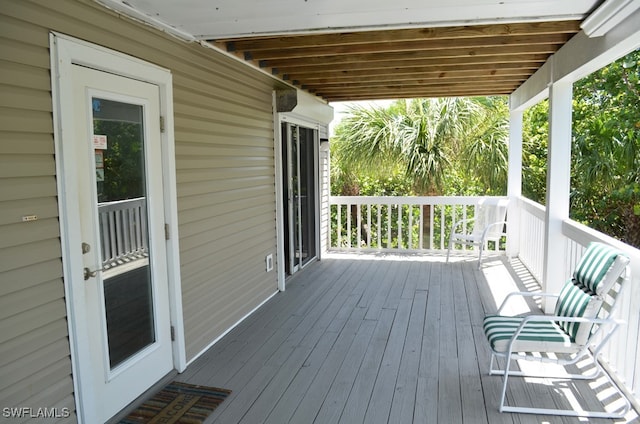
[175,253,636,423]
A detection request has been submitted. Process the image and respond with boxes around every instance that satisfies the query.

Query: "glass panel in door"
[282,122,317,275]
[92,98,155,369]
[298,127,316,266]
[291,124,302,269]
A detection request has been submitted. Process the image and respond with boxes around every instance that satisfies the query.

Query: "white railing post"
[507,108,523,258]
[542,79,573,310]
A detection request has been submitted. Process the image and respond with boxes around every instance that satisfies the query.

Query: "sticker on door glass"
[95,150,104,168]
[93,134,108,150]
[95,150,105,181]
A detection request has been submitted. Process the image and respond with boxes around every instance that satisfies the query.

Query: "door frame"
[275,114,321,287]
[50,33,185,422]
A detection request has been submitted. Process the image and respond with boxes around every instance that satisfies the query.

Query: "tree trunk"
[422,204,432,249]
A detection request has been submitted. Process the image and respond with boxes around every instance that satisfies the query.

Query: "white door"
[69,64,173,422]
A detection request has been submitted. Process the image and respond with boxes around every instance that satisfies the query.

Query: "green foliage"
[331,96,509,196]
[459,97,510,194]
[570,50,640,247]
[522,100,549,204]
[95,120,145,203]
[521,49,640,247]
[358,175,415,196]
[331,49,640,248]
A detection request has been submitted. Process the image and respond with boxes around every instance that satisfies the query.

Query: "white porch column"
[542,80,573,311]
[506,108,523,258]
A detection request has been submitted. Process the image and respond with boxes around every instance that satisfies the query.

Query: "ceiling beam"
[316,81,519,93]
[245,34,571,60]
[260,45,559,68]
[274,55,548,74]
[305,76,526,90]
[210,19,583,101]
[289,67,536,82]
[325,88,514,101]
[217,20,580,51]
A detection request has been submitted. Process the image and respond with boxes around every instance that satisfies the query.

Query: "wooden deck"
[176,253,637,424]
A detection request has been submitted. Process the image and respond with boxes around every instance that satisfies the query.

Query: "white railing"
[513,194,640,407]
[516,197,546,282]
[98,197,148,267]
[561,219,640,406]
[329,196,507,254]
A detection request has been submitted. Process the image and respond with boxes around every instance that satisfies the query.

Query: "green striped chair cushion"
[554,281,603,345]
[483,315,575,353]
[484,243,628,354]
[574,242,620,295]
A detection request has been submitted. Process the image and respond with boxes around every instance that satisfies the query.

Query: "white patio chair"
[483,242,631,418]
[446,197,509,269]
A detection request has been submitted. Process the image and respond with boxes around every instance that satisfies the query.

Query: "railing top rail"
[329,195,508,206]
[98,197,146,211]
[562,219,640,261]
[518,196,546,218]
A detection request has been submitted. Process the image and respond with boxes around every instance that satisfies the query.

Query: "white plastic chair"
[483,242,631,418]
[446,197,509,269]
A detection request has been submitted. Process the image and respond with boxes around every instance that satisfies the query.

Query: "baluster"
[134,202,142,253]
[99,210,109,264]
[429,204,434,250]
[451,204,456,252]
[386,204,392,249]
[377,204,381,248]
[123,206,131,259]
[347,203,352,249]
[117,209,125,259]
[140,200,148,254]
[108,210,117,261]
[408,205,413,249]
[440,206,446,250]
[366,204,372,248]
[128,204,136,254]
[397,203,402,249]
[357,203,362,249]
[336,204,342,249]
[418,203,424,250]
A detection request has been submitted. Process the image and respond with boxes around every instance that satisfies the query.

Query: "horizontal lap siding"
[172,66,279,358]
[1,0,280,418]
[0,3,75,419]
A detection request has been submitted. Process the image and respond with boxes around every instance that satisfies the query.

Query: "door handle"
[84,266,105,281]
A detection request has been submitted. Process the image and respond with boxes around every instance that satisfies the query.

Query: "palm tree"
[332,97,508,243]
[333,98,485,193]
[460,97,510,193]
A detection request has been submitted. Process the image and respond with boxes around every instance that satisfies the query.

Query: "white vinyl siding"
[1,0,282,419]
[0,2,74,418]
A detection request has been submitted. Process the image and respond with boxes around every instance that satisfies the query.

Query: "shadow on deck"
[175,253,639,424]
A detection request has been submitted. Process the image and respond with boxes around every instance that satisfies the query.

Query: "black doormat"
[119,382,232,423]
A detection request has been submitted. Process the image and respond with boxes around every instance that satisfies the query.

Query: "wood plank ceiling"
[211,20,581,102]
